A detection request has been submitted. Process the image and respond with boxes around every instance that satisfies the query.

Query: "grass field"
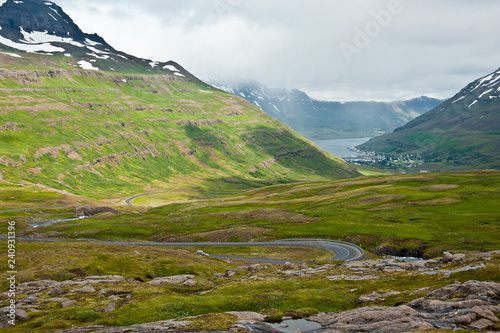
[6,170,497,258]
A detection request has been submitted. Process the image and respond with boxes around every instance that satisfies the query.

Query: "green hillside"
[0,53,357,199]
[358,68,500,170]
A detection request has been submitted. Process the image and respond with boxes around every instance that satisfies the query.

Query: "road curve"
[2,237,364,262]
[123,190,242,205]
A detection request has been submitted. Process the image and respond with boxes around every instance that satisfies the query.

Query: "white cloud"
[53,0,500,101]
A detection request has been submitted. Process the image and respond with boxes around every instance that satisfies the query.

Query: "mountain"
[0,0,197,77]
[206,78,444,140]
[358,67,500,170]
[0,0,358,199]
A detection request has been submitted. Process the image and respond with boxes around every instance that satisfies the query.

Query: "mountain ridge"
[206,77,445,140]
[0,0,201,78]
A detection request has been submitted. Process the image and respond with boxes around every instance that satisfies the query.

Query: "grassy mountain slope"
[358,68,500,170]
[0,0,358,199]
[0,54,357,199]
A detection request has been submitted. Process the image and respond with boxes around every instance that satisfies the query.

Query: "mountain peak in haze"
[206,77,445,140]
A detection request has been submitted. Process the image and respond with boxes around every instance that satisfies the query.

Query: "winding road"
[1,237,364,262]
[123,190,243,205]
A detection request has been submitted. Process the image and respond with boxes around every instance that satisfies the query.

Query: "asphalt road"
[1,237,364,262]
[123,190,243,205]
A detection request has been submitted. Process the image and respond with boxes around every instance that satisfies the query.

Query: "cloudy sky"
[56,0,500,101]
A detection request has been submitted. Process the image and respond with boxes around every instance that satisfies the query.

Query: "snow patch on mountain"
[478,88,493,99]
[47,13,57,21]
[84,38,101,46]
[1,52,22,57]
[20,28,84,47]
[451,95,465,104]
[47,5,61,17]
[0,34,64,53]
[87,52,109,59]
[77,60,98,70]
[164,64,179,72]
[86,45,109,54]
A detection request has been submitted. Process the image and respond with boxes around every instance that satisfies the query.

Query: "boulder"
[226,311,267,322]
[282,262,294,270]
[247,264,260,271]
[224,269,236,278]
[73,286,96,293]
[15,309,29,321]
[102,302,115,313]
[21,296,37,304]
[441,251,465,263]
[0,310,13,328]
[358,291,400,303]
[183,279,196,287]
[469,318,495,331]
[61,300,75,308]
[147,275,195,285]
[50,286,65,297]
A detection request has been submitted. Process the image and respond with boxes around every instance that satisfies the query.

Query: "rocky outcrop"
[147,275,195,285]
[309,280,500,332]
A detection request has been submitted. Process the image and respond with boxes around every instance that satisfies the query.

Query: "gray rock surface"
[147,275,195,285]
[102,303,115,313]
[310,280,500,332]
[50,286,65,297]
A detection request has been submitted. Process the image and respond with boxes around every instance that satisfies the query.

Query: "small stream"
[385,255,424,262]
[31,215,88,228]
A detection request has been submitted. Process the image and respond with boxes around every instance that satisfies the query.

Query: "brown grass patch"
[411,196,462,206]
[418,184,460,191]
[367,203,406,211]
[159,227,273,242]
[203,209,317,224]
[348,194,407,207]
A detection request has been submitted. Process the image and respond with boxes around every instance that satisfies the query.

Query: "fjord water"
[314,137,372,158]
